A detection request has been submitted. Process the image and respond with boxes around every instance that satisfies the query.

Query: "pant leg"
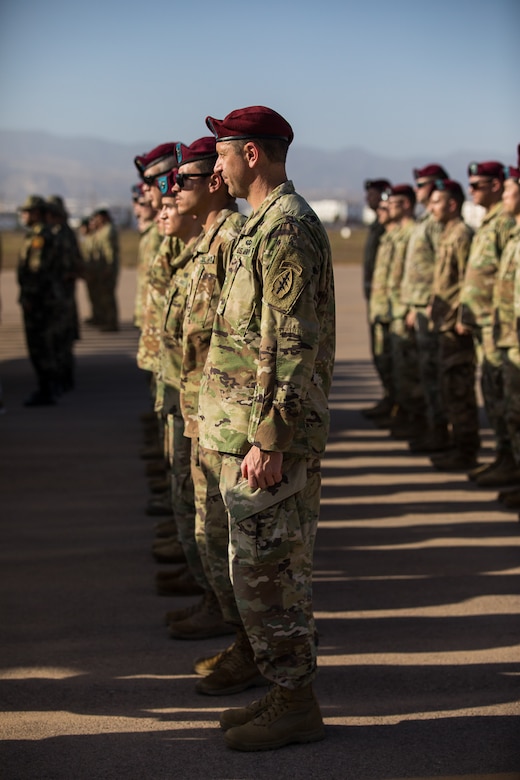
[503,346,520,466]
[439,330,480,455]
[477,325,509,452]
[221,453,321,689]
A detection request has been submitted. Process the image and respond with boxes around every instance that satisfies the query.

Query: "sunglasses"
[415,180,432,189]
[175,172,211,189]
[468,180,491,191]
[142,171,163,186]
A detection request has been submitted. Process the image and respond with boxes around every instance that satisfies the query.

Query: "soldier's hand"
[455,322,470,336]
[241,446,283,490]
[405,309,416,329]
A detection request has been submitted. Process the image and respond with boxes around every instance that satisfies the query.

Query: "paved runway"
[0,265,519,779]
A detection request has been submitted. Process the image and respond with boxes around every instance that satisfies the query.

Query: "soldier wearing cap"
[384,185,427,438]
[426,180,479,471]
[197,106,335,751]
[132,184,161,330]
[46,195,82,392]
[361,178,393,420]
[88,208,120,332]
[367,190,400,424]
[458,161,515,485]
[492,156,520,504]
[401,164,451,453]
[17,195,62,405]
[162,137,250,681]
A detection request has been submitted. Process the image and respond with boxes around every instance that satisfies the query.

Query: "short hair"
[192,156,218,175]
[230,137,289,164]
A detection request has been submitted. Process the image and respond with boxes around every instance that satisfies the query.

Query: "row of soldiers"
[16,199,120,405]
[129,106,335,751]
[362,150,520,511]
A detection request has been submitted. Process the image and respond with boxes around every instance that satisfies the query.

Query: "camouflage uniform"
[459,202,515,452]
[493,225,520,464]
[91,221,119,330]
[180,208,246,621]
[134,221,161,329]
[401,212,446,429]
[430,218,479,455]
[368,229,395,402]
[388,220,425,419]
[18,221,62,396]
[50,221,82,390]
[160,235,207,588]
[198,181,335,688]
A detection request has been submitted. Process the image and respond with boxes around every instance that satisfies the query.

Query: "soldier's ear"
[243,142,260,169]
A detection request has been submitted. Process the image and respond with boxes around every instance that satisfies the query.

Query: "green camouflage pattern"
[368,229,396,324]
[502,347,520,465]
[137,235,183,374]
[363,219,385,299]
[220,452,321,687]
[438,330,479,455]
[476,324,509,451]
[198,181,335,457]
[493,226,520,348]
[401,211,443,307]
[387,220,416,319]
[180,208,246,438]
[134,221,161,328]
[431,218,474,332]
[159,234,203,391]
[459,202,514,327]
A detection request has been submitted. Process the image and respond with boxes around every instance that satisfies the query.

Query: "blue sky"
[0,0,518,159]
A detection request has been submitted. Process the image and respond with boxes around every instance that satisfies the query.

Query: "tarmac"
[0,264,519,780]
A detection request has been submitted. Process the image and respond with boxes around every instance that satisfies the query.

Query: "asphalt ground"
[0,265,519,780]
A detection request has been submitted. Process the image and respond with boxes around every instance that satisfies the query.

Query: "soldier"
[361,178,393,420]
[198,106,335,751]
[132,186,161,330]
[457,161,515,486]
[163,137,249,680]
[90,209,120,332]
[46,195,82,392]
[493,158,520,505]
[385,185,426,438]
[401,164,451,453]
[17,195,62,406]
[427,180,479,471]
[367,194,400,425]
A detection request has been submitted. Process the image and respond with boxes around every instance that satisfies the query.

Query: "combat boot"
[145,460,167,478]
[224,683,325,751]
[498,489,520,508]
[155,565,205,596]
[152,538,185,564]
[430,450,478,472]
[193,642,235,676]
[475,451,520,488]
[164,594,206,625]
[408,424,452,454]
[146,493,173,517]
[195,627,265,694]
[361,396,394,419]
[169,591,235,641]
[467,451,506,481]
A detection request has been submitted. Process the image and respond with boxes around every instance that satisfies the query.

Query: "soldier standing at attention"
[492,158,520,504]
[17,196,62,406]
[401,164,451,454]
[361,178,392,420]
[90,209,120,332]
[426,180,479,471]
[457,161,515,486]
[198,106,335,751]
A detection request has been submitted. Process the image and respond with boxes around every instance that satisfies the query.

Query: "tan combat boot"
[195,627,265,695]
[168,591,235,640]
[224,683,325,751]
[193,642,235,676]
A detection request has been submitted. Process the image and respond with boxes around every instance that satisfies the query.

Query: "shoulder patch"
[263,256,307,313]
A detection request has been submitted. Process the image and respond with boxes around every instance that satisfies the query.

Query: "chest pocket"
[217,245,258,337]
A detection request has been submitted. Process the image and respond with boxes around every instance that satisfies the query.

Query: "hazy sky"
[0,0,518,159]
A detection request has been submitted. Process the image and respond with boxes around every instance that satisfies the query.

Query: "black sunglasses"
[175,172,212,189]
[142,171,163,186]
[468,180,491,191]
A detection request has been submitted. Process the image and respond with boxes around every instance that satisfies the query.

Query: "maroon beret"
[131,182,144,200]
[175,137,217,166]
[413,164,449,180]
[364,178,391,192]
[134,142,177,175]
[432,179,465,199]
[467,160,504,180]
[503,165,520,182]
[389,184,416,201]
[155,168,178,197]
[206,106,294,145]
[517,143,520,169]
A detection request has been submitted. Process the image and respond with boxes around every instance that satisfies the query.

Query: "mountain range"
[0,128,513,214]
